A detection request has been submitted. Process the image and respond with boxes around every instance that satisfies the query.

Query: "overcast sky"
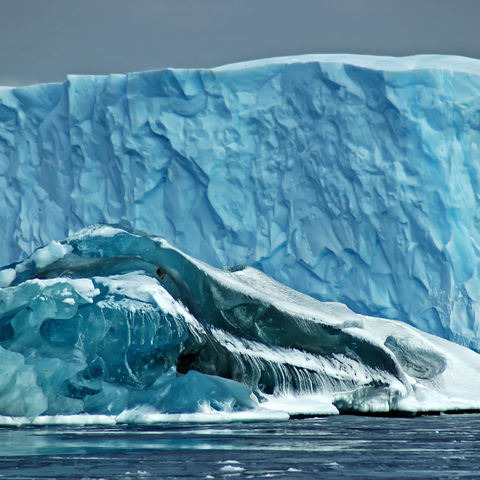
[1,0,479,86]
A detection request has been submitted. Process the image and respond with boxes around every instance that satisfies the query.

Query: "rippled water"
[1,414,480,479]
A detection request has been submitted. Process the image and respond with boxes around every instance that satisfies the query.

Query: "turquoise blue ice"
[1,225,480,421]
[1,54,480,350]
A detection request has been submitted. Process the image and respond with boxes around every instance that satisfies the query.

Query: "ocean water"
[1,415,479,479]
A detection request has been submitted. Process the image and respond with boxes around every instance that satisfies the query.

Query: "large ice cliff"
[1,54,480,349]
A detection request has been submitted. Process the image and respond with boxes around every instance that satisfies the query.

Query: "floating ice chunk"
[218,465,245,473]
[1,225,480,422]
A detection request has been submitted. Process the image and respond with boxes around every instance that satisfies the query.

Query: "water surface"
[1,414,479,479]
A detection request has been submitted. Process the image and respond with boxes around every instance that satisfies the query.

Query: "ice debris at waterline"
[2,55,480,351]
[1,225,480,424]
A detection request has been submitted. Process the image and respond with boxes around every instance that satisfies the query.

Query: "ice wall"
[1,54,480,348]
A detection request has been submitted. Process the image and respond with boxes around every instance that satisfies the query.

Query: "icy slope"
[1,225,480,422]
[1,55,480,348]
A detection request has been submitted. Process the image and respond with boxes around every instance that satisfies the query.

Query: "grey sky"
[1,0,479,86]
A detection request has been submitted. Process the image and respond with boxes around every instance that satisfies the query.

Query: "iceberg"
[1,54,480,349]
[1,225,480,423]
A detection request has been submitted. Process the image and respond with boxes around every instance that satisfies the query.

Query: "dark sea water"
[1,414,480,479]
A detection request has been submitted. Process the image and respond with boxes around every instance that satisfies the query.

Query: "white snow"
[30,241,72,269]
[0,268,16,287]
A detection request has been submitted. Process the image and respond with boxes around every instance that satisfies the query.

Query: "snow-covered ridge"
[1,54,480,349]
[215,53,480,74]
[1,225,480,422]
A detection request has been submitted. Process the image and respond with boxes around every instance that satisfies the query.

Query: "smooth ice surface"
[1,54,480,349]
[2,225,480,422]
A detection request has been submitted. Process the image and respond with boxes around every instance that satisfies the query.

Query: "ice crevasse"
[1,54,480,350]
[1,225,480,422]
